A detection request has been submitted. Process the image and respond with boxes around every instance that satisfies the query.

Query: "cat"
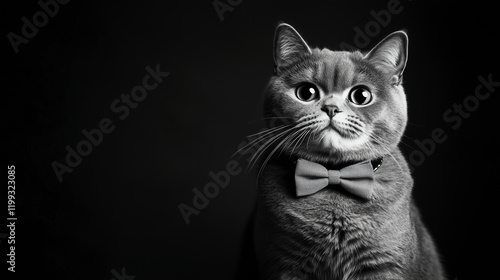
[248,23,446,280]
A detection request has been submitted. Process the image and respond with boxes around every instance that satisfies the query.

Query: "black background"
[2,0,499,279]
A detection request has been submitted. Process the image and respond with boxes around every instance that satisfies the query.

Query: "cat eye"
[348,86,373,106]
[295,83,319,102]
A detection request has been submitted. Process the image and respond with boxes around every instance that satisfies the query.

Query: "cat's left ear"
[273,23,312,74]
[364,31,408,84]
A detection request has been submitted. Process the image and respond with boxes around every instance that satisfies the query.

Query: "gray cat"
[250,24,446,279]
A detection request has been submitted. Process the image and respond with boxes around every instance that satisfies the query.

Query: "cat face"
[263,24,409,165]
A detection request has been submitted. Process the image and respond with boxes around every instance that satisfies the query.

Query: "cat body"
[254,151,443,279]
[251,24,445,279]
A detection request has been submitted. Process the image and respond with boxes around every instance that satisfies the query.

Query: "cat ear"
[364,31,408,82]
[273,23,312,74]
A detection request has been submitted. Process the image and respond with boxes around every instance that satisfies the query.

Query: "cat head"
[263,23,408,165]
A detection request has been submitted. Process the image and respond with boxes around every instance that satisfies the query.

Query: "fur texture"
[251,24,445,279]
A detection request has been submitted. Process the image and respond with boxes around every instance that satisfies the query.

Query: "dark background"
[2,0,499,279]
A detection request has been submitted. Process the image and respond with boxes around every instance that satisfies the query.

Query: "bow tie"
[294,158,382,199]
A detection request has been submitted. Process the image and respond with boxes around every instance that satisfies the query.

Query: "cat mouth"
[325,121,359,139]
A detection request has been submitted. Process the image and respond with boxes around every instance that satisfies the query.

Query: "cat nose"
[321,105,341,118]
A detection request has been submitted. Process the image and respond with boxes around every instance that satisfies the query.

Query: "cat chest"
[270,208,405,278]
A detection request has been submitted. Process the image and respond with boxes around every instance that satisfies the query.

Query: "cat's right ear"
[364,31,408,84]
[273,23,312,75]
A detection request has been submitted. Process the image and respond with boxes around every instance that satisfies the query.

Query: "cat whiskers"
[256,126,313,178]
[244,125,299,171]
[238,115,310,169]
[305,127,316,152]
[232,124,294,157]
[289,127,312,157]
[244,116,320,177]
[400,134,417,149]
[368,133,403,172]
[246,116,296,124]
[345,115,365,135]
